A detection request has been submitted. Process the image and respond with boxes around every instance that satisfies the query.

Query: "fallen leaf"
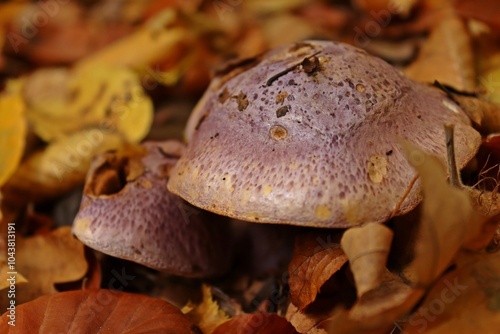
[76,8,186,69]
[441,90,500,134]
[24,66,153,143]
[324,271,420,334]
[405,7,475,91]
[183,284,230,334]
[454,0,500,30]
[401,140,483,285]
[286,302,329,334]
[341,223,394,297]
[288,231,348,310]
[213,313,299,334]
[0,289,200,333]
[403,251,500,333]
[0,227,88,309]
[1,129,125,206]
[0,81,26,187]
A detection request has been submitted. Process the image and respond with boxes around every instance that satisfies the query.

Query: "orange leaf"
[213,313,298,334]
[454,0,500,30]
[0,289,200,333]
[288,231,347,310]
[404,7,475,91]
[403,251,500,333]
[0,227,88,309]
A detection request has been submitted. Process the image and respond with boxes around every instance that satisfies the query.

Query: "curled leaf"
[24,66,153,143]
[288,232,347,310]
[341,223,394,297]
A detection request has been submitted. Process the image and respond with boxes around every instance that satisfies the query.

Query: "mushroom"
[168,40,481,227]
[73,141,232,277]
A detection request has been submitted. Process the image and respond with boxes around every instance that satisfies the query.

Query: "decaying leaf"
[403,251,500,333]
[401,140,486,285]
[0,289,200,333]
[183,284,230,334]
[213,313,299,334]
[288,231,347,310]
[0,227,87,310]
[24,65,153,143]
[1,129,125,206]
[405,7,475,91]
[0,81,26,187]
[341,223,394,297]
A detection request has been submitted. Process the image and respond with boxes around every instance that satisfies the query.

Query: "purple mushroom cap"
[168,40,481,228]
[73,141,232,277]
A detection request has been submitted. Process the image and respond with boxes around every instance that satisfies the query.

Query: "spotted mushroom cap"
[73,141,232,277]
[168,40,481,228]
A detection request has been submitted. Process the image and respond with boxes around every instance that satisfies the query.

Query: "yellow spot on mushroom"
[73,218,90,236]
[367,155,388,183]
[139,179,152,189]
[276,91,288,104]
[263,185,272,195]
[270,125,288,140]
[356,84,366,92]
[315,205,331,219]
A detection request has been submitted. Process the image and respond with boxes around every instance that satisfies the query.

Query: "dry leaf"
[454,0,500,30]
[405,7,475,91]
[76,9,186,69]
[341,223,394,297]
[24,66,153,143]
[288,231,348,310]
[213,313,299,334]
[324,271,420,334]
[444,92,500,134]
[0,81,26,187]
[0,289,200,333]
[183,284,230,334]
[0,227,87,309]
[286,302,329,334]
[403,251,500,333]
[401,140,481,285]
[1,129,125,206]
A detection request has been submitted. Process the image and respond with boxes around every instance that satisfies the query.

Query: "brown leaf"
[454,0,500,30]
[400,141,487,285]
[324,271,420,334]
[341,223,394,297]
[0,227,88,309]
[288,232,348,310]
[0,289,199,333]
[213,313,298,334]
[404,7,475,91]
[403,251,500,333]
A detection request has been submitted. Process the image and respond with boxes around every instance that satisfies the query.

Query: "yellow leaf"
[0,82,26,186]
[24,66,153,143]
[182,285,229,334]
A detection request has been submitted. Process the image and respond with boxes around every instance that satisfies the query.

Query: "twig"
[445,124,463,188]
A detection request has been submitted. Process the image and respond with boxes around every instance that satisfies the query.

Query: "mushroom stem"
[445,124,463,188]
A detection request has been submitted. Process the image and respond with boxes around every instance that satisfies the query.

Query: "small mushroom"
[168,40,481,227]
[73,141,232,277]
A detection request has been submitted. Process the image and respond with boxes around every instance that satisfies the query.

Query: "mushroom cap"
[73,141,232,277]
[168,40,481,228]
